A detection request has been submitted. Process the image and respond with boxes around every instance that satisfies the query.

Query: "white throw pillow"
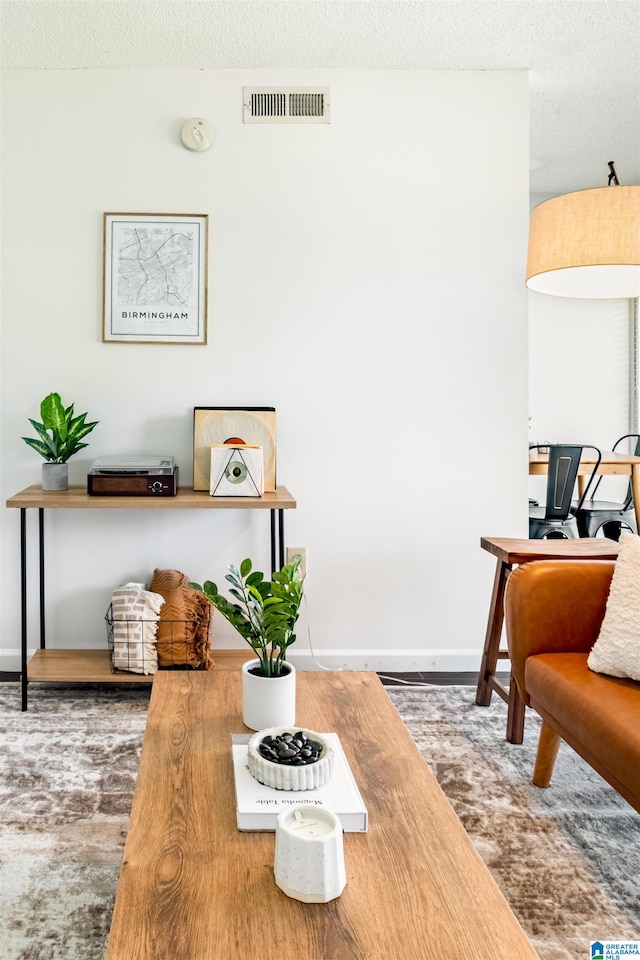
[587,533,640,681]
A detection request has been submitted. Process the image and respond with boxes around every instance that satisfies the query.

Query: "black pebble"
[258,730,322,766]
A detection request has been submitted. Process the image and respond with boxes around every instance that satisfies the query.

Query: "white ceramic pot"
[42,462,68,491]
[241,658,296,731]
[247,727,333,790]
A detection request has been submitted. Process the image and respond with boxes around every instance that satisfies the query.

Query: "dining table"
[528,447,640,530]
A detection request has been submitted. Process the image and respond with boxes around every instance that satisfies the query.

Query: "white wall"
[0,68,529,672]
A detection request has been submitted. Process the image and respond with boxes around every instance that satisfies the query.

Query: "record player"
[87,456,179,496]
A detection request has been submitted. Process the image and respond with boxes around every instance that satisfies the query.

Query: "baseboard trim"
[288,648,497,673]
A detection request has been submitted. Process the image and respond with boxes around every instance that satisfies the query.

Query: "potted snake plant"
[192,556,304,730]
[22,392,99,490]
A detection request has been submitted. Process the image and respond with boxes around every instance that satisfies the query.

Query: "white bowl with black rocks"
[247,726,334,791]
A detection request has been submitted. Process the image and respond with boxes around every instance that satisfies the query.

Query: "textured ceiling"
[2,0,639,195]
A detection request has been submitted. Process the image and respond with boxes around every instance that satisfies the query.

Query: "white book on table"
[231,732,368,832]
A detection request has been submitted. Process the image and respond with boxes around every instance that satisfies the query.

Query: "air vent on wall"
[243,87,330,124]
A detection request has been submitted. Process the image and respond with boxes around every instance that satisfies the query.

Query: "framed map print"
[103,213,208,344]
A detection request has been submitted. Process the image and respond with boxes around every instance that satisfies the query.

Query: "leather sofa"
[504,559,640,814]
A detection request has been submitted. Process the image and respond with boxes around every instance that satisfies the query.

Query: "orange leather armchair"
[504,559,640,814]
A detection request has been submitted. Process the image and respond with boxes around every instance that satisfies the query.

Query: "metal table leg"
[269,509,286,575]
[20,509,28,711]
[39,508,45,649]
[278,509,285,569]
[270,511,276,576]
[19,507,45,711]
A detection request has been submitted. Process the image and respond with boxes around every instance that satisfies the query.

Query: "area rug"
[1,682,638,960]
[388,685,640,960]
[0,683,150,960]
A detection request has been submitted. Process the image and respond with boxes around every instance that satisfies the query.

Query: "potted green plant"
[192,556,304,730]
[22,392,99,491]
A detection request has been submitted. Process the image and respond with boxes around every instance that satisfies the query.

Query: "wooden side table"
[476,536,620,744]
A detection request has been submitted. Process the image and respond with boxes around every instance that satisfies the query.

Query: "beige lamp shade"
[526,185,640,298]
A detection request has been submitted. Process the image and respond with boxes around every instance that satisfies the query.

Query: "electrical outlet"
[286,546,307,578]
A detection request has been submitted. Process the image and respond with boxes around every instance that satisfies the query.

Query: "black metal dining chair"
[529,444,602,540]
[574,433,640,540]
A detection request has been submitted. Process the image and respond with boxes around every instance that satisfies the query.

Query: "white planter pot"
[241,658,296,731]
[42,462,68,491]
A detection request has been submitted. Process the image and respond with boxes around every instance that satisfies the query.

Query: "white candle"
[275,805,346,903]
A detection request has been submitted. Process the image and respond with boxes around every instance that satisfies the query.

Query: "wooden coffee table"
[105,671,538,960]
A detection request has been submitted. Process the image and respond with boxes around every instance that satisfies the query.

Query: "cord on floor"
[377,674,434,686]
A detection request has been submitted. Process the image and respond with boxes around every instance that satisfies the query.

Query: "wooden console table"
[5,485,296,710]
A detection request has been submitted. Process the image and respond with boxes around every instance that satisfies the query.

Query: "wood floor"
[377,671,508,686]
[0,667,509,686]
